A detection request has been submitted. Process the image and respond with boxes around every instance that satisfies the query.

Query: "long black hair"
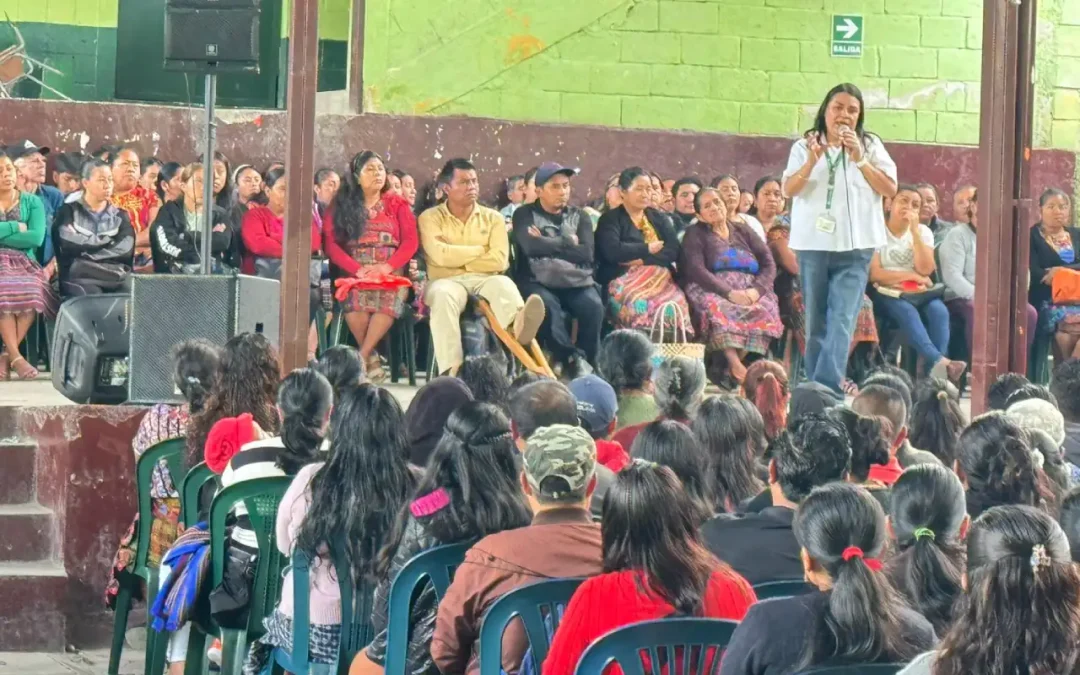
[794,483,926,669]
[597,330,654,392]
[315,345,365,402]
[630,420,714,522]
[909,378,966,465]
[156,161,182,203]
[692,396,766,512]
[295,384,415,583]
[886,464,966,635]
[602,461,742,616]
[172,338,222,415]
[827,407,890,483]
[652,356,706,420]
[806,82,873,145]
[958,412,1055,518]
[186,333,280,468]
[375,402,532,576]
[934,505,1080,675]
[276,368,333,475]
[457,355,510,414]
[330,150,387,246]
[746,175,782,218]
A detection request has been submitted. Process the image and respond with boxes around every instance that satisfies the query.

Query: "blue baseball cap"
[569,374,617,436]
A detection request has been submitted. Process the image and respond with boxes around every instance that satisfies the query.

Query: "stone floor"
[0,647,143,674]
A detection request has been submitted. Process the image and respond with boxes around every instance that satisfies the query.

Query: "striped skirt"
[0,249,58,318]
[607,264,694,338]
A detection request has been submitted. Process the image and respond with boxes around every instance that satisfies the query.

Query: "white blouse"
[782,135,897,253]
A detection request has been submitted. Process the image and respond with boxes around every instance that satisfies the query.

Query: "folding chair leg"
[475,300,552,377]
[220,629,247,675]
[183,626,208,675]
[144,569,168,675]
[405,318,417,387]
[108,586,133,675]
[528,340,556,379]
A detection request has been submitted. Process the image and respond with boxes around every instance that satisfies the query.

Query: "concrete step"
[0,406,22,442]
[0,503,55,562]
[0,561,67,651]
[0,442,35,505]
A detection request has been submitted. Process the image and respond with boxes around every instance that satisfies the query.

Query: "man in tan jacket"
[419,158,544,374]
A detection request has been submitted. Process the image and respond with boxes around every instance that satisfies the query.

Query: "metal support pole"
[200,72,217,275]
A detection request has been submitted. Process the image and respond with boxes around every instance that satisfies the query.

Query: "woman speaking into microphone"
[782,83,898,396]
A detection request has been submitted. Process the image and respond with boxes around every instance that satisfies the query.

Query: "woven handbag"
[649,301,705,368]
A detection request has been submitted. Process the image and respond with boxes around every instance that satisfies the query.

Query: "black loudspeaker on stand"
[164,0,262,74]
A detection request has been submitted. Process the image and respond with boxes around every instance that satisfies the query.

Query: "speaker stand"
[200,72,217,275]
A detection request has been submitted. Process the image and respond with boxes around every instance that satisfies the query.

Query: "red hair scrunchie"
[841,546,883,571]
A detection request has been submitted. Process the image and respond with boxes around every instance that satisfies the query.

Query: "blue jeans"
[797,249,874,394]
[874,293,950,370]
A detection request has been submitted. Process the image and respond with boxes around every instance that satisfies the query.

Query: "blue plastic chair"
[752,579,813,600]
[384,542,473,675]
[795,665,905,674]
[573,618,739,675]
[478,578,586,675]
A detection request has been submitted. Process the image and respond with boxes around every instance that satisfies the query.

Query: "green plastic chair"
[478,577,585,675]
[573,618,739,674]
[751,579,812,600]
[384,542,472,674]
[180,461,218,529]
[107,437,188,675]
[183,476,293,675]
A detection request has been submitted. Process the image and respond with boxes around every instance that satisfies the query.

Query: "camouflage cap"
[523,424,597,499]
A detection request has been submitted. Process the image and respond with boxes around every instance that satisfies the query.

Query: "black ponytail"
[959,412,1056,518]
[909,378,966,465]
[827,407,889,483]
[276,368,333,475]
[794,483,926,670]
[886,465,966,634]
[172,339,222,415]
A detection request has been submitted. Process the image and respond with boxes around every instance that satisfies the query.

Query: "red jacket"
[867,456,903,485]
[595,439,630,473]
[322,192,419,274]
[239,205,321,275]
[543,568,756,675]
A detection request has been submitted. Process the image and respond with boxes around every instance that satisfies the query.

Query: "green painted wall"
[361,0,1080,152]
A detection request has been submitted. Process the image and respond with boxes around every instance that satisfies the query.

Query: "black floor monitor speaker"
[128,273,280,404]
[51,294,131,405]
[164,0,261,73]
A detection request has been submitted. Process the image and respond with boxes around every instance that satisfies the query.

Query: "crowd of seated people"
[108,322,1080,674]
[2,133,1077,390]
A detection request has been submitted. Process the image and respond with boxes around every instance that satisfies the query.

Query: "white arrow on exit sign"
[837,18,859,39]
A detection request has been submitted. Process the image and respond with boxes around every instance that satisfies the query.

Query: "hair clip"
[912,527,936,541]
[631,457,659,468]
[1030,543,1051,573]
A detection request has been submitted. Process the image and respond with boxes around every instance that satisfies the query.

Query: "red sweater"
[322,192,419,275]
[542,569,756,675]
[595,439,630,473]
[240,205,321,275]
[867,456,903,485]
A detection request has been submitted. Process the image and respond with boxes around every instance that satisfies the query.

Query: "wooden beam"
[348,0,365,114]
[280,0,319,373]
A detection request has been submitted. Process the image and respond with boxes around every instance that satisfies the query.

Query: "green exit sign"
[831,14,864,58]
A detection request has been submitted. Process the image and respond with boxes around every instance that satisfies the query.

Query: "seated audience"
[788,381,841,422]
[53,158,135,298]
[419,158,544,376]
[1051,359,1080,466]
[742,359,789,442]
[312,167,340,220]
[156,162,184,206]
[1060,487,1080,561]
[356,402,532,675]
[149,163,234,274]
[914,182,952,246]
[456,355,510,413]
[613,355,705,450]
[950,184,976,227]
[869,184,965,384]
[712,174,765,241]
[402,376,473,471]
[183,332,280,469]
[0,151,54,380]
[432,424,604,675]
[10,139,61,266]
[886,464,967,636]
[908,378,967,465]
[958,412,1055,518]
[828,406,892,508]
[596,167,691,337]
[702,413,852,586]
[692,395,767,514]
[722,483,935,675]
[630,419,715,522]
[1029,188,1080,361]
[250,384,415,672]
[853,383,942,477]
[52,150,86,198]
[499,174,526,220]
[201,151,232,212]
[314,345,366,402]
[900,505,1080,675]
[648,171,666,210]
[680,187,782,383]
[986,371,1030,410]
[660,178,676,213]
[391,169,417,210]
[105,339,221,609]
[942,190,1038,353]
[739,188,754,214]
[1002,381,1055,408]
[139,158,162,197]
[597,329,658,430]
[512,162,603,374]
[569,374,630,473]
[324,152,418,379]
[104,146,160,267]
[543,460,756,675]
[228,164,262,232]
[669,176,702,234]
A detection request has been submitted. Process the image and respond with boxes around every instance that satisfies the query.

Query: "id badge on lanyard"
[816,149,844,234]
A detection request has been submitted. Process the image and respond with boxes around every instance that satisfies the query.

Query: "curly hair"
[172,339,222,415]
[329,150,389,246]
[652,356,706,419]
[959,412,1057,519]
[185,333,279,468]
[827,407,890,483]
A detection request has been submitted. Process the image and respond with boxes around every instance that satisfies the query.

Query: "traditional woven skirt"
[340,241,407,318]
[607,265,694,338]
[0,248,58,318]
[788,290,879,352]
[686,272,783,355]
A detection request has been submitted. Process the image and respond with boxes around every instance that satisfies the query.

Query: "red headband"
[841,546,883,572]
